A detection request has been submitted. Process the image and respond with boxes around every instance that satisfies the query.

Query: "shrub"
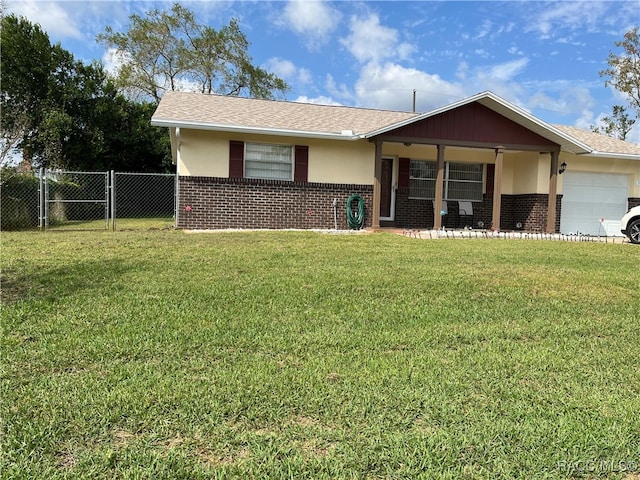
[0,168,40,230]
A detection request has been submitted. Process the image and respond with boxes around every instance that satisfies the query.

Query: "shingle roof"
[152,91,418,136]
[152,91,640,157]
[552,124,640,156]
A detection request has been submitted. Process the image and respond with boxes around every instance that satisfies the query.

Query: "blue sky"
[7,0,640,141]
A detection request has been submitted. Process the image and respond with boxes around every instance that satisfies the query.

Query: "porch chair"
[458,201,473,228]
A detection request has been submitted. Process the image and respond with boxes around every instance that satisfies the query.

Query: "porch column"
[492,146,504,231]
[433,144,446,229]
[547,150,559,233]
[372,139,382,229]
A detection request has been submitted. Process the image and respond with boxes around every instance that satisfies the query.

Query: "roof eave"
[578,151,640,160]
[151,118,363,141]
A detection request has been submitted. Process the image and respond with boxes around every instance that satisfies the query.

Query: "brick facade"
[393,190,562,232]
[178,176,571,232]
[177,176,373,230]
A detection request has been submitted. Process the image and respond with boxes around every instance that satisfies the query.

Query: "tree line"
[1,3,288,173]
[1,4,637,175]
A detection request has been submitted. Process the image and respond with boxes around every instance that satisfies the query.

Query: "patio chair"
[458,201,473,228]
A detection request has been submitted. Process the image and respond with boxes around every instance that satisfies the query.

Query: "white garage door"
[560,172,628,236]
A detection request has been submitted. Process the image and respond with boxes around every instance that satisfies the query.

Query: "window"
[446,163,483,201]
[244,143,293,180]
[410,160,483,201]
[409,160,436,199]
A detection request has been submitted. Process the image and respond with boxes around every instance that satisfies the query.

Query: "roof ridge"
[163,90,420,116]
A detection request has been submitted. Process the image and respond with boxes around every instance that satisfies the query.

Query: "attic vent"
[341,130,354,136]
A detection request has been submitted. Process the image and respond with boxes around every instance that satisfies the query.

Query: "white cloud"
[341,13,416,64]
[474,20,492,40]
[486,58,529,82]
[353,62,465,112]
[528,85,596,119]
[523,1,610,38]
[265,58,297,79]
[103,47,133,77]
[7,0,82,39]
[456,61,469,81]
[294,95,342,106]
[325,74,353,101]
[265,57,313,86]
[281,0,340,49]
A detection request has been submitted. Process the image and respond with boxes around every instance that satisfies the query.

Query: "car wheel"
[628,219,640,244]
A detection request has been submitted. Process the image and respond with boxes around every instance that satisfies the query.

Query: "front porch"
[366,96,569,234]
[384,192,562,233]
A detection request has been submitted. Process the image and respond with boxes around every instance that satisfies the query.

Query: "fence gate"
[111,172,176,231]
[44,170,109,230]
[1,169,175,231]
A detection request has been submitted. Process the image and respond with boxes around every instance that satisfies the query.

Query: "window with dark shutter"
[294,145,309,183]
[398,157,410,189]
[229,140,244,178]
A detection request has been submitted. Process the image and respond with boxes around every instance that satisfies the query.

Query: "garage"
[560,171,628,236]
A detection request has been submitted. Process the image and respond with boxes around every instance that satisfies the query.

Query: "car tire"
[628,218,640,244]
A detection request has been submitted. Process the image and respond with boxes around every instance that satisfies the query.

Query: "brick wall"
[177,176,373,230]
[393,191,562,231]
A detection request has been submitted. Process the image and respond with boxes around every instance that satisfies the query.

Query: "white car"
[621,205,640,244]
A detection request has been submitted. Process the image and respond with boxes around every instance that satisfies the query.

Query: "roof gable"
[379,101,559,149]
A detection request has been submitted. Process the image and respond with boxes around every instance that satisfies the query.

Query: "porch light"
[559,162,567,174]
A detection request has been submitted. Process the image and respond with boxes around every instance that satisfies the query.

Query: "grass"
[45,216,175,231]
[1,230,639,479]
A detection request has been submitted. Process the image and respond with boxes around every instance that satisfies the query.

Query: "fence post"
[38,167,44,230]
[44,169,50,230]
[174,172,179,229]
[110,170,115,231]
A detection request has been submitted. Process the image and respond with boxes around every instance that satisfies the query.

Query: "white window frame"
[409,160,484,201]
[244,142,293,181]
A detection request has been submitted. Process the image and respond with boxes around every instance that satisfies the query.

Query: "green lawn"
[2,230,639,479]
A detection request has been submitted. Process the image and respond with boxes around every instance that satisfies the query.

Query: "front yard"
[2,230,638,479]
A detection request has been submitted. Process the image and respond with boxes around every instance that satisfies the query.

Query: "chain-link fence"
[112,172,176,231]
[1,169,41,231]
[45,170,109,230]
[0,169,176,231]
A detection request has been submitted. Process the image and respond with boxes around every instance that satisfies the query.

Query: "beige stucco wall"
[175,129,374,184]
[557,152,640,197]
[175,128,640,197]
[307,139,373,184]
[176,129,229,177]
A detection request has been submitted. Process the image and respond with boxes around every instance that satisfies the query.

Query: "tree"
[590,105,636,141]
[1,14,171,172]
[600,26,640,116]
[0,14,54,166]
[97,3,289,103]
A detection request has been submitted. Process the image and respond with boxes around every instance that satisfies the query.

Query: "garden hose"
[346,194,365,230]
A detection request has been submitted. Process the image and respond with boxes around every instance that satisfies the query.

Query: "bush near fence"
[1,169,40,230]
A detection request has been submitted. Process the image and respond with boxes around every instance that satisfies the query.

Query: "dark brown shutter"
[398,157,410,189]
[294,145,309,182]
[229,141,244,178]
[485,163,495,195]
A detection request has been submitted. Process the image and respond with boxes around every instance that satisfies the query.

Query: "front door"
[380,157,395,221]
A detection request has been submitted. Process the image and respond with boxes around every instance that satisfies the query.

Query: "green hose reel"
[346,194,365,230]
